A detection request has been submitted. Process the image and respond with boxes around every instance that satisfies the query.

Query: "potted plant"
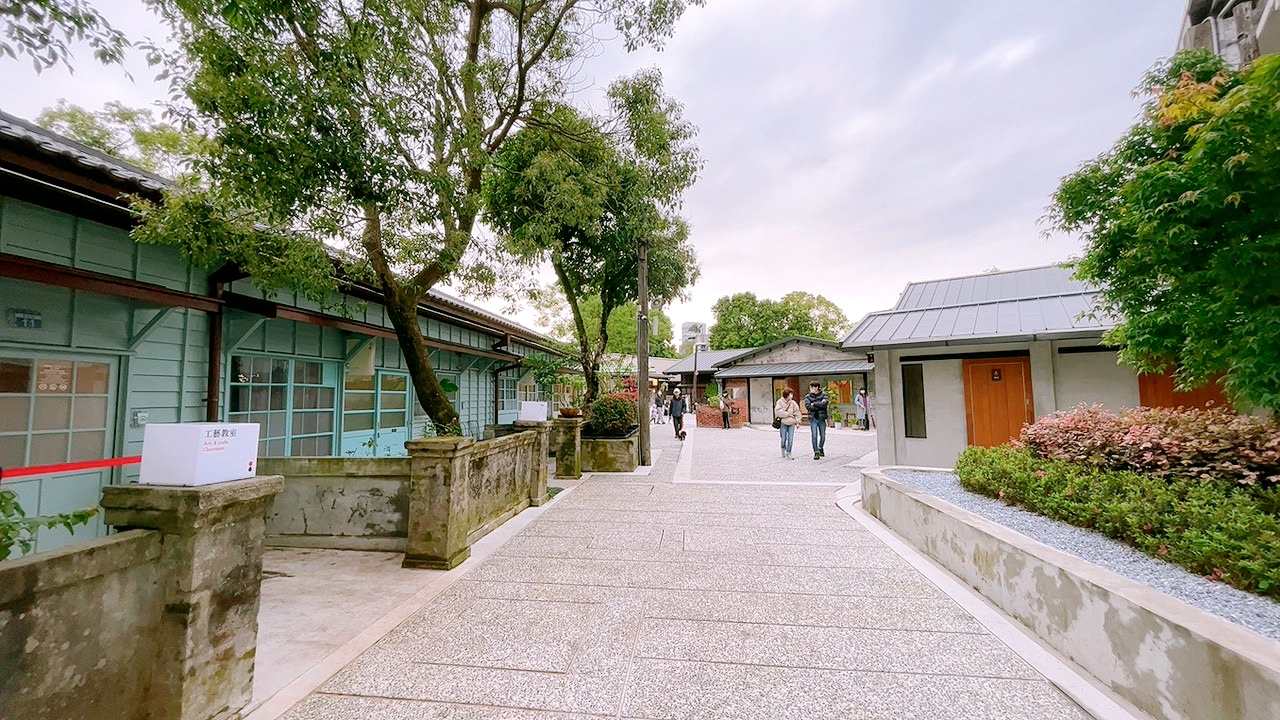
[581,391,640,472]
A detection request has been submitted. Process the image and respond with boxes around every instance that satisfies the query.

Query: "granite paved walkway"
[276,423,1094,720]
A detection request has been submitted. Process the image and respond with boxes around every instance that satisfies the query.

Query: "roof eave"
[843,327,1114,353]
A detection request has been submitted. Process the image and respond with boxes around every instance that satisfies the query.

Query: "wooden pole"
[637,238,652,466]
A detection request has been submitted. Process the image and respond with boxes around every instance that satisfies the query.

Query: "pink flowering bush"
[1019,405,1280,493]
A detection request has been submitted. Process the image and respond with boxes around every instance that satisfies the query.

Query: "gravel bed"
[883,469,1280,642]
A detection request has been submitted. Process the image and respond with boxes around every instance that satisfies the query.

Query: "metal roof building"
[842,265,1117,350]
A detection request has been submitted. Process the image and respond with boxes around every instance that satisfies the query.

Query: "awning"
[714,359,873,379]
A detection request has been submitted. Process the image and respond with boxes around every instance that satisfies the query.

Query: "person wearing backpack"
[774,388,801,459]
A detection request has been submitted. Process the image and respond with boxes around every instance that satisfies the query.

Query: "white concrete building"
[842,265,1226,468]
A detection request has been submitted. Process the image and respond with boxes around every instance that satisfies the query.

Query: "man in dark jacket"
[669,388,687,438]
[804,382,828,459]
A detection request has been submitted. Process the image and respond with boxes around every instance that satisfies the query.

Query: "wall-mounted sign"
[5,308,42,330]
[991,369,1003,382]
[36,361,71,393]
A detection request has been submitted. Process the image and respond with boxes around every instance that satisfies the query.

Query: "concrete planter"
[861,468,1280,720]
[581,427,640,473]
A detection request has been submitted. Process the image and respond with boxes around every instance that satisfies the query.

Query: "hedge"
[955,446,1280,599]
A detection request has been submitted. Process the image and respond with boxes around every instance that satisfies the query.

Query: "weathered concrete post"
[100,475,284,720]
[403,436,475,569]
[514,420,550,505]
[553,417,584,479]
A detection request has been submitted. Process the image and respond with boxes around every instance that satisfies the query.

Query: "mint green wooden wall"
[1,198,210,484]
[2,195,541,467]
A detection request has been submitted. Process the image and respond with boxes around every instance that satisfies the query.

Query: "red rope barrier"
[1,455,142,481]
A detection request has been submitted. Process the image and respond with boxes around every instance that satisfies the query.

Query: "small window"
[902,364,926,439]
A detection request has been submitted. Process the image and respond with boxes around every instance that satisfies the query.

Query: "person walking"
[804,381,829,459]
[669,388,687,438]
[652,391,665,425]
[719,391,731,429]
[855,387,871,431]
[774,388,801,459]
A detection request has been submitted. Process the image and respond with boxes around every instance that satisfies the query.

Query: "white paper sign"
[139,423,261,486]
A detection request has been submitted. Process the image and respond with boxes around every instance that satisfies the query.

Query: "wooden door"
[1138,370,1228,410]
[963,357,1034,447]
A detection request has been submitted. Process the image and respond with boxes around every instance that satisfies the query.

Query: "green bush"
[956,446,1280,599]
[1,489,98,559]
[584,392,638,437]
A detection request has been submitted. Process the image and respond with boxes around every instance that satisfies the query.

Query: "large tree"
[484,71,700,403]
[1049,49,1280,411]
[710,291,849,349]
[531,288,677,357]
[133,0,702,430]
[2,0,126,71]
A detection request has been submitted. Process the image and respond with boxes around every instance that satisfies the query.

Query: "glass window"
[903,364,927,439]
[0,360,32,393]
[230,355,337,458]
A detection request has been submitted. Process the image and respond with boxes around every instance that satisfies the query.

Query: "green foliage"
[1,489,98,559]
[36,100,207,179]
[485,72,701,403]
[1049,49,1280,410]
[709,291,849,349]
[530,288,677,357]
[1,0,126,71]
[584,392,638,437]
[956,446,1280,598]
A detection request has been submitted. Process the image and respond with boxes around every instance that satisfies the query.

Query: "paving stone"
[623,659,1092,720]
[635,618,1039,679]
[495,534,910,569]
[639,588,986,634]
[465,555,948,598]
[282,695,607,720]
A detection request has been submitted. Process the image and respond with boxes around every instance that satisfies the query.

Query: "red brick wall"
[696,398,747,428]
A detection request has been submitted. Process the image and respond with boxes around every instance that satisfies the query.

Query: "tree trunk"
[383,283,461,433]
[552,255,602,405]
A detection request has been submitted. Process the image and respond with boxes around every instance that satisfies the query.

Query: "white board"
[138,423,261,486]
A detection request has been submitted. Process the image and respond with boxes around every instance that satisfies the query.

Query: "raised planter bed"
[862,467,1280,720]
[581,427,639,473]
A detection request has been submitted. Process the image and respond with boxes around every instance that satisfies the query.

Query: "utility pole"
[637,238,651,466]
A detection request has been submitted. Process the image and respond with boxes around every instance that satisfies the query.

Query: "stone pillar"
[100,475,284,720]
[514,420,550,506]
[403,437,475,569]
[553,417,583,479]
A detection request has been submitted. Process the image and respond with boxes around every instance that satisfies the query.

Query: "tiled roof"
[665,348,757,374]
[0,109,169,193]
[714,359,873,379]
[843,264,1117,350]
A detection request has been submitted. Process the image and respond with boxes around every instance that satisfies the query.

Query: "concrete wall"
[887,351,968,468]
[1053,346,1140,411]
[0,530,163,720]
[2,476,282,720]
[403,427,548,569]
[748,377,773,424]
[582,432,640,473]
[862,471,1280,720]
[464,431,542,544]
[259,457,411,551]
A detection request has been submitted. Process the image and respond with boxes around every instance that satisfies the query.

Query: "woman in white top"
[774,388,802,459]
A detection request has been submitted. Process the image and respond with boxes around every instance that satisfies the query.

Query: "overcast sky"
[4,0,1186,342]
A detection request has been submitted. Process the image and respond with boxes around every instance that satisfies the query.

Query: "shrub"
[1019,404,1280,494]
[584,392,638,437]
[956,446,1280,599]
